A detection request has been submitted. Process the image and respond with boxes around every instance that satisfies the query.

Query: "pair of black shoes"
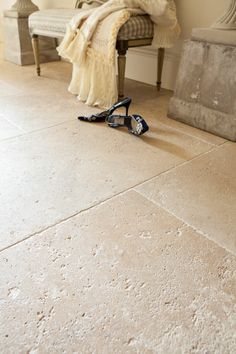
[78,97,149,136]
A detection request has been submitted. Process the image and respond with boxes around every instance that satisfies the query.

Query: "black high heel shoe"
[78,97,131,122]
[106,114,149,136]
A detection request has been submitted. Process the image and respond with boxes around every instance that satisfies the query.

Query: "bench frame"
[31,2,165,100]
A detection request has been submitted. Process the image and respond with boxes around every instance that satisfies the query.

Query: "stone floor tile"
[0,79,23,96]
[0,43,3,61]
[0,191,235,354]
[134,120,214,161]
[136,142,236,255]
[0,115,25,140]
[0,93,90,132]
[0,117,212,250]
[0,60,72,95]
[0,58,226,145]
[0,62,110,131]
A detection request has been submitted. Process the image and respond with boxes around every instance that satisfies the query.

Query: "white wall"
[176,0,229,39]
[0,0,231,89]
[0,0,11,41]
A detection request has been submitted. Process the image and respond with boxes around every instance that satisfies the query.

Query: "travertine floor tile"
[0,94,96,132]
[0,61,113,131]
[0,115,25,140]
[0,61,73,96]
[0,118,212,250]
[0,61,83,132]
[0,43,3,61]
[0,191,235,354]
[0,59,227,145]
[0,58,226,145]
[136,142,236,255]
[0,79,23,96]
[134,121,214,161]
[0,50,235,354]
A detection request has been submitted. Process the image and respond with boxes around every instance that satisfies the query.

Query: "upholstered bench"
[29,5,165,99]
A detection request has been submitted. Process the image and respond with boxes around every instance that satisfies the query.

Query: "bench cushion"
[29,9,81,37]
[118,15,153,40]
[29,9,154,40]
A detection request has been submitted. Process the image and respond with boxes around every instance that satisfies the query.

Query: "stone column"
[3,0,59,65]
[167,0,236,141]
[212,0,236,30]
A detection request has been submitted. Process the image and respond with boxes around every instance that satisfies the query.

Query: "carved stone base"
[168,98,236,142]
[3,10,59,66]
[168,37,236,141]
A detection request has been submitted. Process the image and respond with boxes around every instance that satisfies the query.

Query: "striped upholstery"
[29,9,154,40]
[29,9,81,37]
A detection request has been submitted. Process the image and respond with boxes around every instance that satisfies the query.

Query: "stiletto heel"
[125,102,129,116]
[109,97,131,116]
[78,97,131,122]
[106,114,149,136]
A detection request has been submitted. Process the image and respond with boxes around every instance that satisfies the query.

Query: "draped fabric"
[58,0,180,108]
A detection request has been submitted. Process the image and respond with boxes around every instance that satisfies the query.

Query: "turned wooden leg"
[117,49,127,100]
[117,41,128,100]
[157,48,165,91]
[31,34,41,76]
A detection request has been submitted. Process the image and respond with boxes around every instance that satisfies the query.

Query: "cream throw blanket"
[58,0,180,108]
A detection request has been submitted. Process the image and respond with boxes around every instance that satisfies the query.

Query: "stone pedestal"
[168,29,236,141]
[192,27,236,46]
[3,6,59,66]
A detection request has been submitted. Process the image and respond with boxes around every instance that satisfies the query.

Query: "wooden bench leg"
[31,34,41,76]
[157,48,165,91]
[117,48,127,100]
[117,40,128,100]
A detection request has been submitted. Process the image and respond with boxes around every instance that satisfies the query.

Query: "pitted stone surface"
[137,142,236,255]
[200,44,236,114]
[168,39,236,141]
[0,44,235,353]
[0,107,213,250]
[168,97,236,142]
[0,191,236,353]
[173,41,204,104]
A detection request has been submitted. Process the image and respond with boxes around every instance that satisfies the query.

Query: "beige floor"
[0,48,235,353]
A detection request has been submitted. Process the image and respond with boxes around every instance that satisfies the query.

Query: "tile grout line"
[134,188,236,258]
[0,204,103,254]
[132,141,227,191]
[0,184,148,254]
[0,109,229,147]
[0,113,26,133]
[1,116,27,133]
[0,141,227,255]
[0,118,76,144]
